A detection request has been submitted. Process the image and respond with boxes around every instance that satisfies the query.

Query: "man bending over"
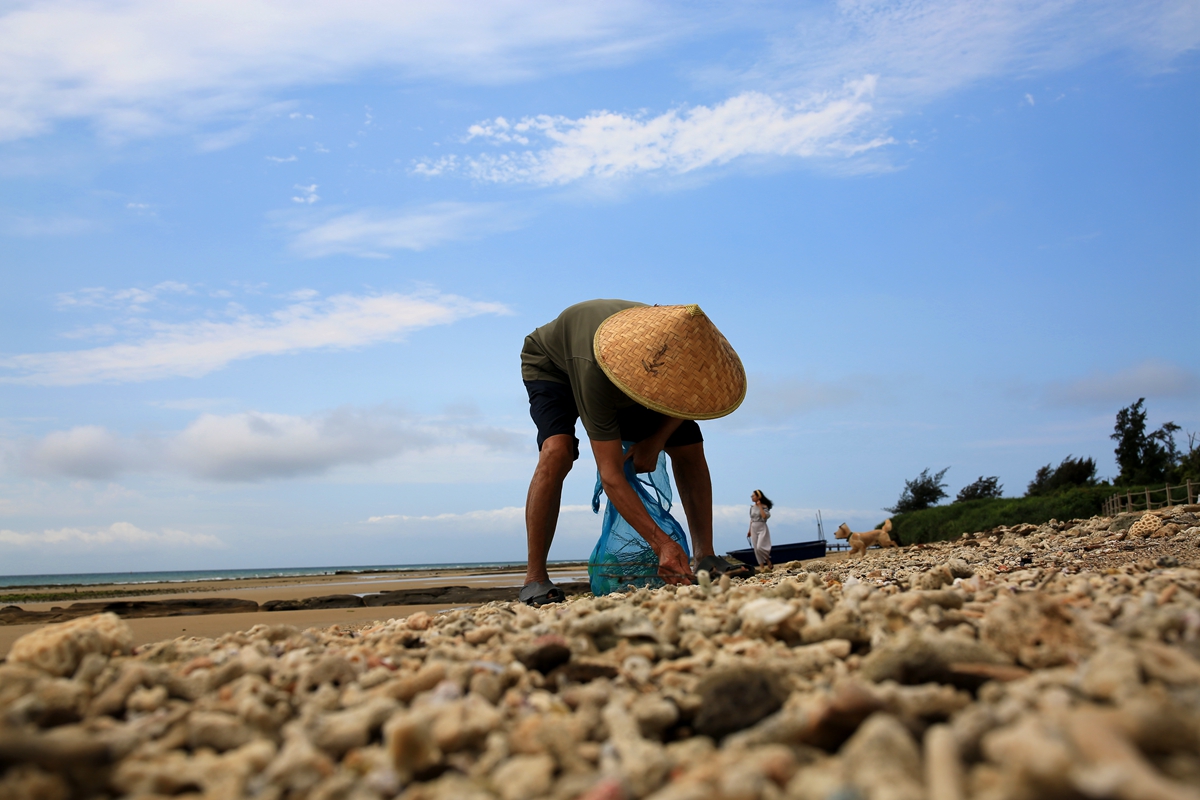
[519,299,747,605]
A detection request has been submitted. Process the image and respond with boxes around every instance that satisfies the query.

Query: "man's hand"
[654,540,693,585]
[627,439,663,474]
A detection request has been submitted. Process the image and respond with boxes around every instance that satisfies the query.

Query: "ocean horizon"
[0,560,585,590]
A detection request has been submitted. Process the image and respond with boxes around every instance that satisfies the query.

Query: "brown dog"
[835,519,895,557]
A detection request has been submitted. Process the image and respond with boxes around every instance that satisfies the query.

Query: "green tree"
[1111,398,1181,485]
[1146,421,1181,482]
[956,476,1003,502]
[1025,455,1097,497]
[1112,399,1148,482]
[1176,432,1200,483]
[888,467,949,514]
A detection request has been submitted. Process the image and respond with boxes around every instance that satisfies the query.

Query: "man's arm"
[590,438,694,585]
[626,417,683,473]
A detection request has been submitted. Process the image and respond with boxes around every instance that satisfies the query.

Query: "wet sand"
[0,564,588,657]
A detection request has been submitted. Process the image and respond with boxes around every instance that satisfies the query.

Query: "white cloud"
[1045,360,1200,406]
[1,215,101,236]
[13,406,528,482]
[170,409,429,482]
[757,0,1199,107]
[147,397,235,412]
[2,290,508,386]
[56,281,191,311]
[291,184,319,204]
[0,1,1191,159]
[0,0,671,142]
[411,1,1198,186]
[371,507,508,524]
[417,82,892,185]
[25,425,147,480]
[58,323,118,341]
[287,203,528,257]
[0,521,223,549]
[363,504,597,544]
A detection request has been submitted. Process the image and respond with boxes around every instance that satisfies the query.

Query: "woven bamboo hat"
[593,304,746,420]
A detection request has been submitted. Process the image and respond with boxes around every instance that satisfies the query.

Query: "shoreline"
[0,563,591,657]
[0,553,850,658]
[0,560,589,595]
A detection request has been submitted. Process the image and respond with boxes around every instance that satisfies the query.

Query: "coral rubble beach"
[1,507,1199,800]
[0,567,592,655]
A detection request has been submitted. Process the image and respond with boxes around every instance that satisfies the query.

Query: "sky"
[1,0,1197,575]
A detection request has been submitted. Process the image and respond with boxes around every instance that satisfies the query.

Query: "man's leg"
[665,441,715,561]
[524,433,575,585]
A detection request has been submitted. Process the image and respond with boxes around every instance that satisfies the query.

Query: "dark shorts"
[525,380,703,461]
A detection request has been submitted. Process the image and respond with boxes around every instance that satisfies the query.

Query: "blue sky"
[1,0,1197,575]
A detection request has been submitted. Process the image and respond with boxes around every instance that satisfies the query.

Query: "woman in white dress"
[747,490,773,569]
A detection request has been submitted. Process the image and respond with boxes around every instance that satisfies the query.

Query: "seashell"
[738,598,794,633]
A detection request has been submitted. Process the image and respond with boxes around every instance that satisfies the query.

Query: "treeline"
[888,398,1199,544]
[892,487,1113,545]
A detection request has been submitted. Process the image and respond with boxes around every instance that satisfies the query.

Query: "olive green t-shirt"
[521,299,647,441]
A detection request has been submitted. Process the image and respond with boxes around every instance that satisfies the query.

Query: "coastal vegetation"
[889,398,1199,544]
[892,486,1111,544]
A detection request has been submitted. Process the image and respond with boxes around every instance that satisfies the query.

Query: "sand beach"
[0,563,590,657]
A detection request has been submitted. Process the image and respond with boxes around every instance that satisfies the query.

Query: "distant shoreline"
[0,560,590,592]
[0,562,592,655]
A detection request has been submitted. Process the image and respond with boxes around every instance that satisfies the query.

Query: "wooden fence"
[1103,481,1197,516]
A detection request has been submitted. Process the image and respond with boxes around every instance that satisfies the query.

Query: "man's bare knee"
[538,435,575,479]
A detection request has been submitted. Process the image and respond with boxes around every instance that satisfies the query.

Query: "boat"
[726,539,826,567]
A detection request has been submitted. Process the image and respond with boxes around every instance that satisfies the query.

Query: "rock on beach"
[1,505,1200,799]
[6,611,133,677]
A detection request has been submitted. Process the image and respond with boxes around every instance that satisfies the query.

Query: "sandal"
[696,555,755,579]
[519,580,566,607]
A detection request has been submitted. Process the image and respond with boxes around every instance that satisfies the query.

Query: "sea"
[0,561,576,590]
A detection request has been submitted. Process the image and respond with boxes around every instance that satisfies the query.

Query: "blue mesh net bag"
[588,442,690,596]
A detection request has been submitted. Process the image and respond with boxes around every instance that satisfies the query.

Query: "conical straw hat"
[593,304,746,420]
